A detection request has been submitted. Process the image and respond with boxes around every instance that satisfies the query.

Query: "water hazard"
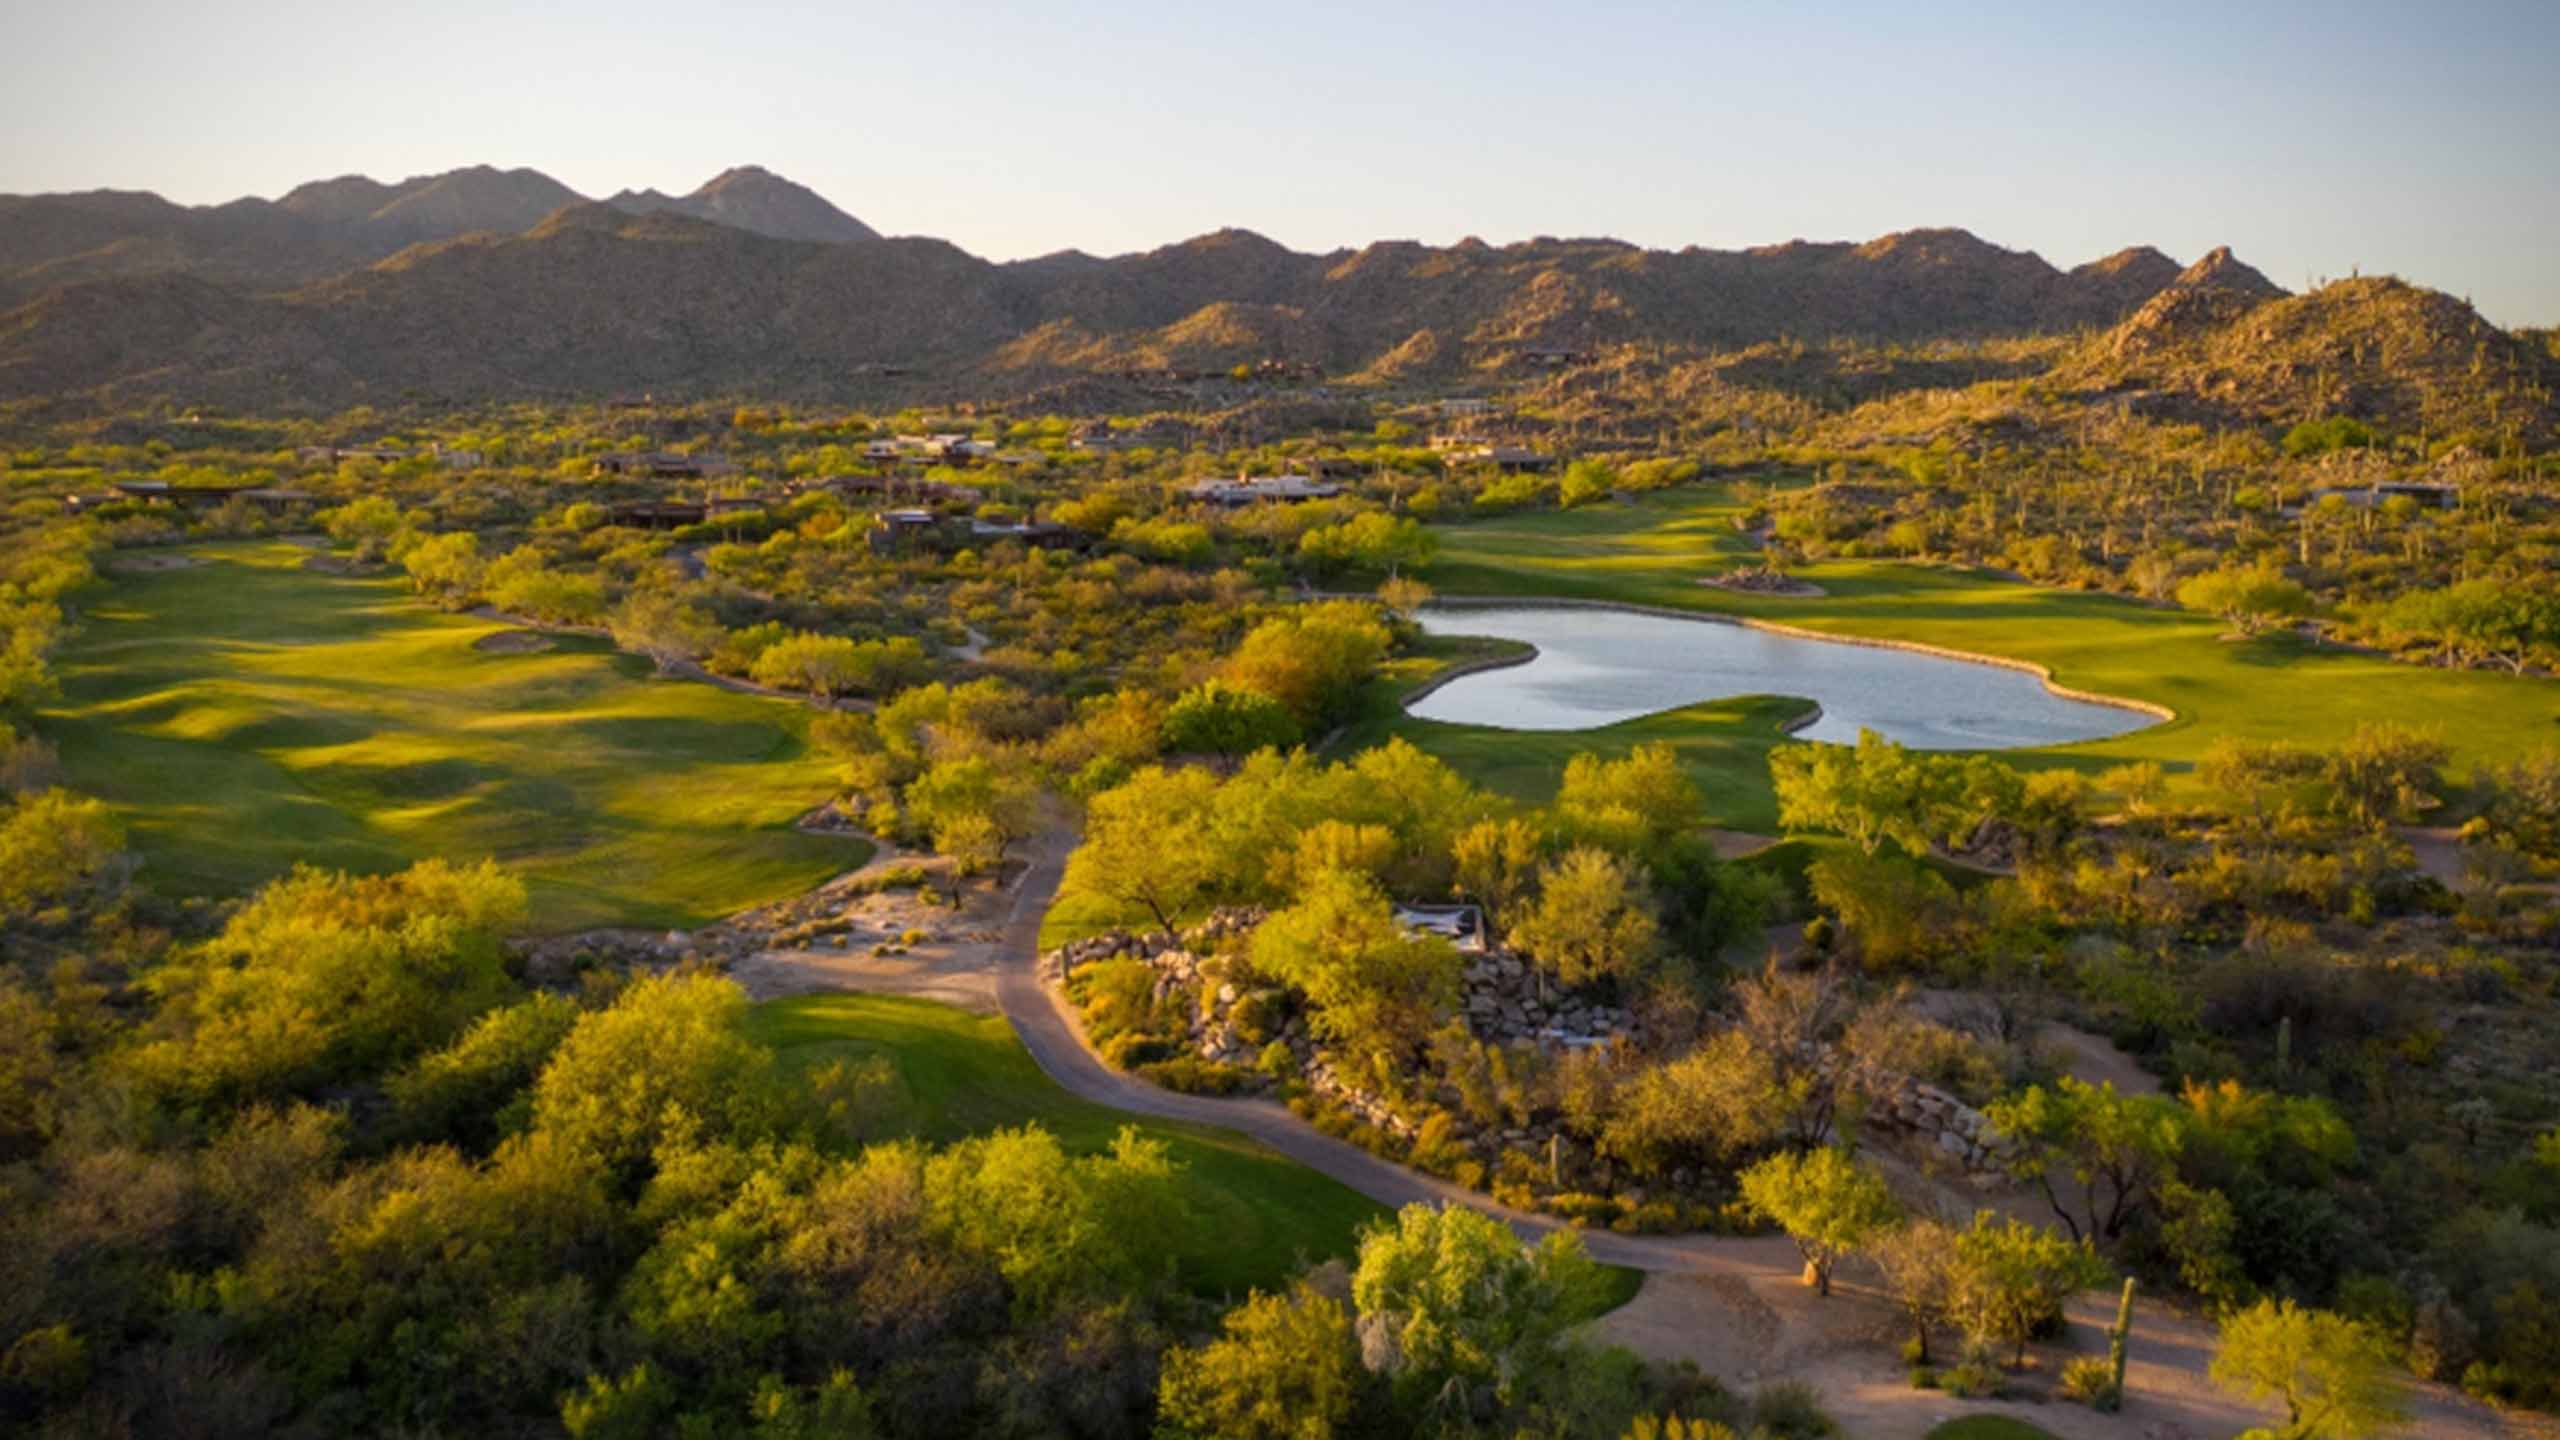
[1409,605,2155,750]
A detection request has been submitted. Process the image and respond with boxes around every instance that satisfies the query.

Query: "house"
[1393,903,1487,954]
[794,474,887,499]
[605,500,708,529]
[1183,474,1344,506]
[1449,445,1554,472]
[861,440,901,462]
[106,481,315,514]
[1429,432,1493,452]
[298,445,416,465]
[967,518,1090,550]
[592,451,733,479]
[1435,397,1495,418]
[2306,481,2460,511]
[869,508,947,554]
[1519,347,1592,368]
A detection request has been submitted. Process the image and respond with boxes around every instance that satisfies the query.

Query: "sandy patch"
[472,629,557,655]
[301,554,391,576]
[1701,572,1829,597]
[723,829,1076,1009]
[109,552,205,574]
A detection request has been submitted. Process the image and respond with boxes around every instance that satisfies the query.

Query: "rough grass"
[41,542,862,931]
[746,991,1383,1297]
[1406,485,2560,825]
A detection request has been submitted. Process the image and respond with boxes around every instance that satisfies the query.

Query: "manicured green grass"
[41,542,861,931]
[1924,1418,2061,1440]
[746,992,1384,1297]
[1404,486,2560,825]
[1349,696,1815,834]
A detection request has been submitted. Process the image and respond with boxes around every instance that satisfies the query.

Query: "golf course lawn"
[41,541,860,931]
[1397,484,2560,825]
[746,991,1386,1298]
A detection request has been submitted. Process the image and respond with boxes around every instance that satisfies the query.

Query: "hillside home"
[1183,474,1344,505]
[2305,481,2460,511]
[869,508,946,554]
[1450,445,1554,472]
[1393,903,1486,954]
[592,450,734,479]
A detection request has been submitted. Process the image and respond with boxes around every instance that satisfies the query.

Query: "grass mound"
[43,542,859,931]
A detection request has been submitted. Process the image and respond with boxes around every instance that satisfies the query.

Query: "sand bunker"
[472,629,557,655]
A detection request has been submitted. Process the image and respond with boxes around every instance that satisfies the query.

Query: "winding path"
[977,831,2536,1440]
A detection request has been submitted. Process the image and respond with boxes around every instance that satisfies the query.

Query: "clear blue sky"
[7,0,2555,323]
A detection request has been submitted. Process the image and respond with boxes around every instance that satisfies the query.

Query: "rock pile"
[1457,952,1629,1049]
[1871,1076,2018,1180]
[1045,914,1630,1057]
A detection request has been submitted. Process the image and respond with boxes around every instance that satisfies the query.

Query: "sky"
[6,0,2556,323]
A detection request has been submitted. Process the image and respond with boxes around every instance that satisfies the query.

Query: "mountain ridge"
[2,164,2547,432]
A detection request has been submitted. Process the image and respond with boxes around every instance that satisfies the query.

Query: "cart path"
[964,827,2532,1440]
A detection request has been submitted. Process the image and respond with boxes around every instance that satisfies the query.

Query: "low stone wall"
[1871,1075,2019,1180]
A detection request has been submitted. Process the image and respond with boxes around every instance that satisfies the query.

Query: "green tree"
[1250,871,1460,1077]
[1350,1203,1610,1420]
[1223,602,1391,728]
[1950,1211,2112,1366]
[923,1125,1179,1318]
[903,755,1038,872]
[1159,1283,1365,1440]
[2209,1299,2411,1439]
[399,530,485,608]
[530,972,787,1168]
[1508,846,1658,988]
[1738,1147,1903,1296]
[608,590,720,674]
[1556,743,1704,856]
[0,788,122,918]
[1063,764,1223,938]
[1161,679,1303,762]
[1769,729,1950,856]
[1986,1078,2189,1242]
[2177,560,2314,637]
[130,859,524,1103]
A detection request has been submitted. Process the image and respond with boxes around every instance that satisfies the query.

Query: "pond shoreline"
[1403,593,2178,730]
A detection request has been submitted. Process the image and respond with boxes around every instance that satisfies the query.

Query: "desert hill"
[0,162,2546,428]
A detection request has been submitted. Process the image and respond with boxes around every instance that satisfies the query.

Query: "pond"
[1409,605,2157,750]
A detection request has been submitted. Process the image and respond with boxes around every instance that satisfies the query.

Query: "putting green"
[1399,486,2560,822]
[41,542,860,931]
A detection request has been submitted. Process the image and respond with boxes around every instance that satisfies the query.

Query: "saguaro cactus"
[2104,1277,2137,1411]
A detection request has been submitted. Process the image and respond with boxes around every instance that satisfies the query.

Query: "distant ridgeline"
[3,164,2552,435]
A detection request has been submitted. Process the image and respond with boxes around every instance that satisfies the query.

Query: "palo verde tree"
[1738,1146,1902,1296]
[2209,1299,2411,1439]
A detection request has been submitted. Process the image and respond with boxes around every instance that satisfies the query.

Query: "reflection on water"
[1411,606,2152,750]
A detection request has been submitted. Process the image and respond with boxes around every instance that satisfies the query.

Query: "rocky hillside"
[0,163,883,305]
[2062,259,2560,441]
[5,164,2542,424]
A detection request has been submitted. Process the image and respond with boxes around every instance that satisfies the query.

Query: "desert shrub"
[1746,1380,1836,1439]
[2061,1354,2120,1409]
[1139,1056,1251,1095]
